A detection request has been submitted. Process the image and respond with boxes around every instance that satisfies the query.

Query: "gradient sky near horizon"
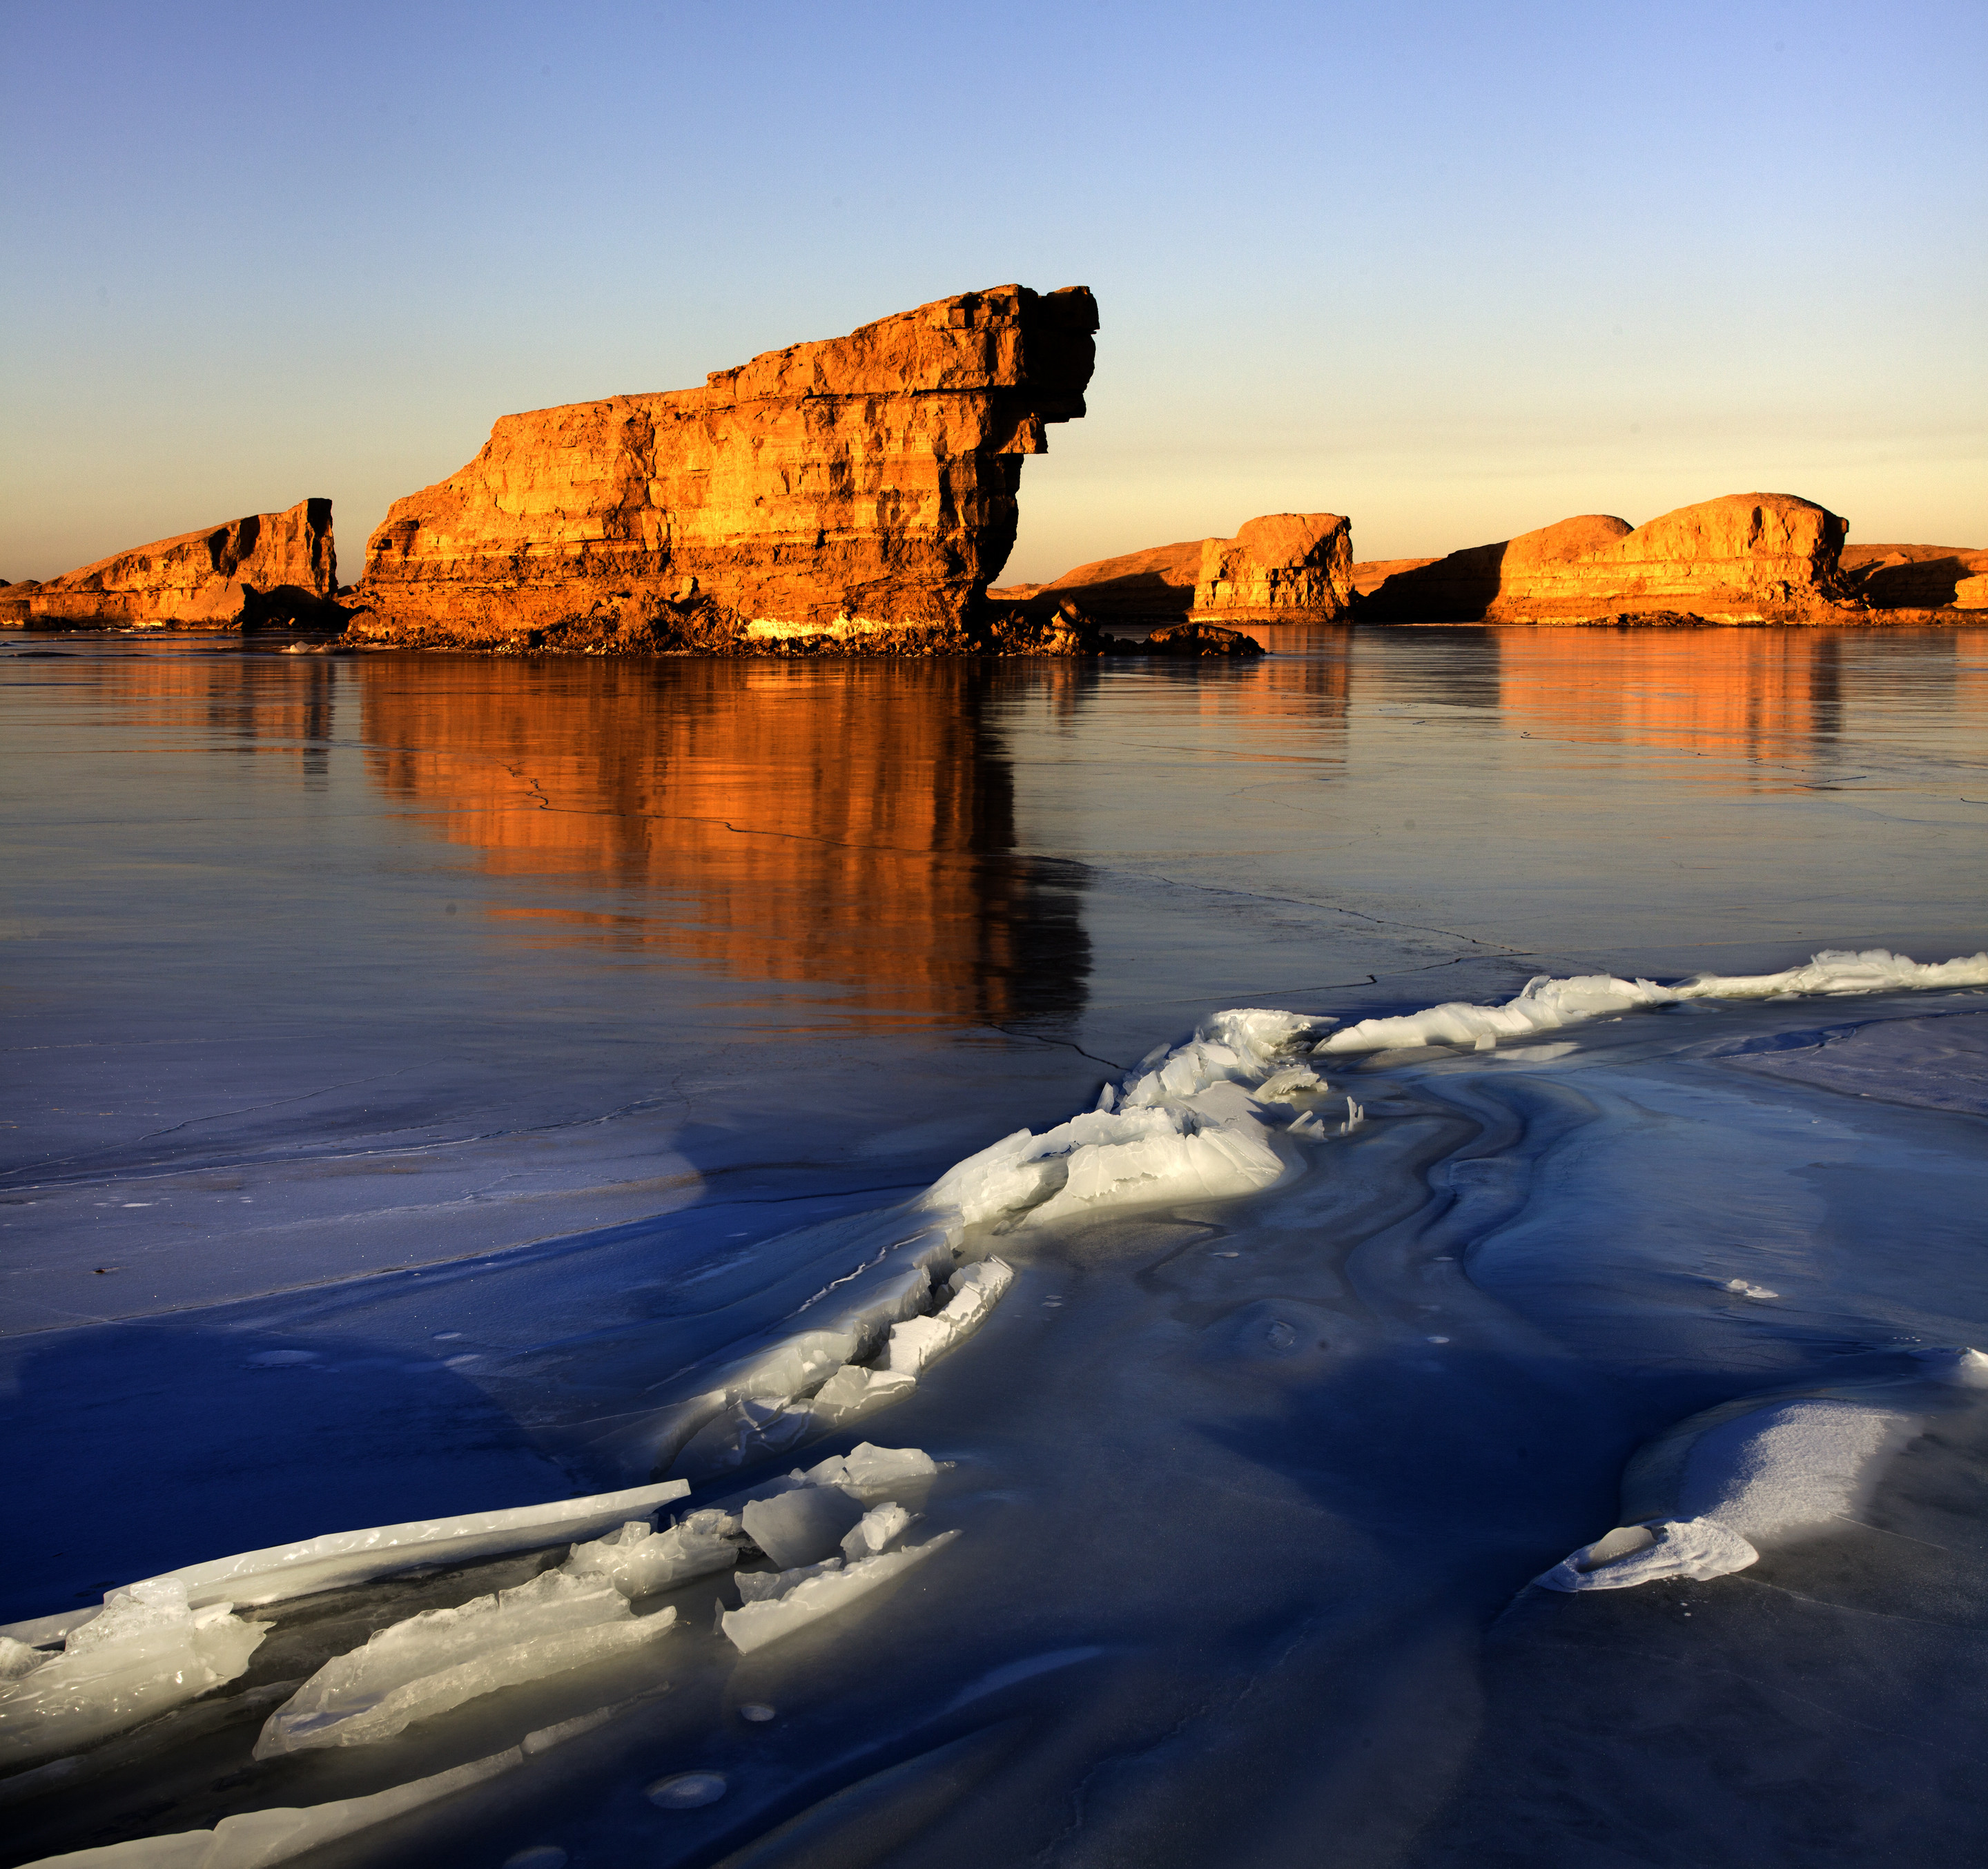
[4,0,1983,586]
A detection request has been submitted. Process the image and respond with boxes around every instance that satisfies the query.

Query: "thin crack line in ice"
[0,1066,429,1185]
[986,1024,1129,1072]
[1035,1701,1210,1866]
[793,1233,930,1315]
[499,763,553,810]
[1503,1634,1940,1748]
[1075,867,1524,953]
[1823,1514,1956,1556]
[1735,1574,1967,1626]
[3,1094,693,1193]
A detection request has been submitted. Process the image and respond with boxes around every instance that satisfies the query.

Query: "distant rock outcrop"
[1,500,337,629]
[1015,538,1205,625]
[1363,495,1858,624]
[346,285,1098,652]
[1013,514,1355,631]
[1190,513,1354,623]
[1839,544,1988,609]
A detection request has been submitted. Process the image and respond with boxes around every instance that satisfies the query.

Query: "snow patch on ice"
[1535,1391,1937,1592]
[1317,948,1988,1055]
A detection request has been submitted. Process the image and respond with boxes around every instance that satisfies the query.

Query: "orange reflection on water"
[359,657,1089,1026]
[1491,627,1857,775]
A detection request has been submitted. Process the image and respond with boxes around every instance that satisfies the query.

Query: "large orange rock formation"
[1362,494,1857,624]
[0,499,336,628]
[1191,512,1355,623]
[348,285,1098,651]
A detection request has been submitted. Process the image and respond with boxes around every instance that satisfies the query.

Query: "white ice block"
[254,1568,674,1757]
[736,1557,842,1603]
[741,1487,865,1569]
[720,1532,959,1655]
[563,1509,739,1598]
[840,1502,913,1561]
[799,1443,942,1493]
[0,1579,269,1772]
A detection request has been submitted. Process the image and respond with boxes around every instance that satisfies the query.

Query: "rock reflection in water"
[358,656,1093,1026]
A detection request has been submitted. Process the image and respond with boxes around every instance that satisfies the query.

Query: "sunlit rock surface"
[1191,512,1355,622]
[1363,493,1858,623]
[347,285,1097,652]
[0,500,336,629]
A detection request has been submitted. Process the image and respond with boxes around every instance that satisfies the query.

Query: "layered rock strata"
[346,285,1098,651]
[1361,495,1856,624]
[1190,513,1354,623]
[1,500,336,629]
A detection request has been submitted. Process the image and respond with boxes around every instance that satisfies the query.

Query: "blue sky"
[4,0,1982,583]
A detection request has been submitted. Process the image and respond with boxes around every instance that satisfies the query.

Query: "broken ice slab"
[808,1363,917,1424]
[563,1509,740,1598]
[839,1501,913,1561]
[254,1567,675,1757]
[741,1487,866,1569]
[736,1558,843,1604]
[886,1257,1015,1374]
[720,1532,960,1655]
[802,1442,942,1493]
[19,1701,616,1868]
[654,1219,963,1478]
[1254,1066,1327,1102]
[0,1578,269,1772]
[0,1478,694,1652]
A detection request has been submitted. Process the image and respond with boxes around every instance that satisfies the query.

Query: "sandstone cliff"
[347,285,1098,651]
[1190,513,1354,623]
[0,499,337,629]
[1361,495,1855,624]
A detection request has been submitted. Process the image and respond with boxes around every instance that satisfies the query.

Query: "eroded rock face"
[349,285,1097,649]
[1363,495,1855,624]
[1191,513,1354,622]
[2,500,336,628]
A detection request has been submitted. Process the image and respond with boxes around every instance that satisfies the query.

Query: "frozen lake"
[3,625,1985,1866]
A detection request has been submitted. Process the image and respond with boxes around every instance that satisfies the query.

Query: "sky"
[3,0,1983,586]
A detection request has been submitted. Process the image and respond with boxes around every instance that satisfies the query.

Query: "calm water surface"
[2,626,1984,1867]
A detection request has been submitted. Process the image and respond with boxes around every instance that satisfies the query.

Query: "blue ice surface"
[1,627,1985,1866]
